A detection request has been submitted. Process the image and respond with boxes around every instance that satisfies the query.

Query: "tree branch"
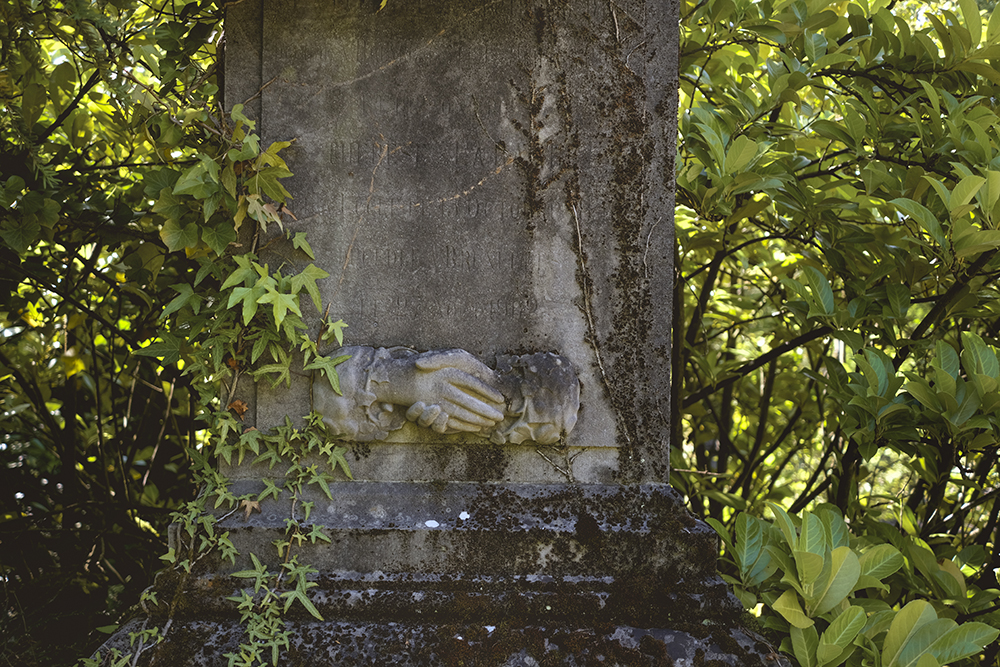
[682,326,833,409]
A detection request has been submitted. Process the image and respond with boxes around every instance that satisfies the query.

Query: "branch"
[682,325,833,409]
[36,69,102,144]
[895,249,1000,369]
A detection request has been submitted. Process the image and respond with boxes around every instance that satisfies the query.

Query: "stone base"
[97,484,785,665]
[102,617,781,666]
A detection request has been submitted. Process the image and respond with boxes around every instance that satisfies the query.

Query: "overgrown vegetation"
[674,0,1000,662]
[0,1,346,664]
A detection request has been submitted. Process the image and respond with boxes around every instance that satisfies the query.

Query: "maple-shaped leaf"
[290,264,330,312]
[240,498,261,521]
[228,399,249,420]
[258,287,301,327]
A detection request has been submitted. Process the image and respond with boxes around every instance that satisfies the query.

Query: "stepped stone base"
[104,617,777,666]
[97,484,786,665]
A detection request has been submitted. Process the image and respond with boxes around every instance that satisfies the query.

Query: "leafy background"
[2,0,1000,664]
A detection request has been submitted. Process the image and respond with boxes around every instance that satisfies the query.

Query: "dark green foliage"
[715,503,999,667]
[0,1,246,663]
[674,0,1000,662]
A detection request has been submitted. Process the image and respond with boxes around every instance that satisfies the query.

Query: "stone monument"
[101,0,782,663]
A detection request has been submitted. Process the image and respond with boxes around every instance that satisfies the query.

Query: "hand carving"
[312,347,579,445]
[376,349,505,434]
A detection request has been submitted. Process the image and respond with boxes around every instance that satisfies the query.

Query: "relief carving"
[313,347,579,445]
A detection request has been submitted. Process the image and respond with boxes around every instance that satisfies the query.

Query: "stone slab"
[101,617,787,666]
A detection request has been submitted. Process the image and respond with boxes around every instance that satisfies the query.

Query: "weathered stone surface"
[105,616,780,666]
[98,483,788,665]
[234,0,677,481]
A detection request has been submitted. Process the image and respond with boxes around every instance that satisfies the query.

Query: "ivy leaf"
[305,354,350,395]
[307,525,331,543]
[133,333,185,365]
[152,186,187,222]
[159,283,200,321]
[323,319,348,346]
[257,287,301,327]
[325,444,353,480]
[292,232,315,259]
[160,219,199,252]
[0,217,42,253]
[252,362,291,388]
[281,589,323,620]
[221,255,258,290]
[202,222,237,255]
[173,156,221,199]
[290,264,329,312]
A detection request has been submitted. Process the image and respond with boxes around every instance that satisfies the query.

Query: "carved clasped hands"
[377,349,505,434]
[313,346,579,445]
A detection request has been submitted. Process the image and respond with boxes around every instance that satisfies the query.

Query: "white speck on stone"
[459,511,470,520]
[424,520,440,528]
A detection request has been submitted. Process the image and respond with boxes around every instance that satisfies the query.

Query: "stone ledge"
[100,617,787,666]
[192,483,721,584]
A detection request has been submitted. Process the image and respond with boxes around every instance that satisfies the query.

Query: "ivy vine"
[84,104,353,667]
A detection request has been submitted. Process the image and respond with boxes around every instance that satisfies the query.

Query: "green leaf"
[160,219,199,252]
[819,606,866,659]
[735,513,763,576]
[290,264,330,312]
[305,354,350,395]
[159,284,197,321]
[962,331,999,377]
[804,266,835,316]
[221,255,258,290]
[133,334,184,365]
[810,546,860,616]
[323,319,348,346]
[257,288,301,327]
[292,232,315,259]
[935,341,961,379]
[926,622,1000,665]
[768,502,798,551]
[202,223,237,255]
[859,543,904,579]
[774,589,815,628]
[886,284,910,320]
[896,618,955,667]
[955,61,1000,86]
[791,625,819,667]
[891,198,947,248]
[853,574,890,592]
[951,174,986,212]
[0,218,41,253]
[173,156,221,199]
[281,589,323,620]
[799,512,827,556]
[959,0,983,46]
[882,600,939,667]
[904,380,941,411]
[323,443,353,479]
[725,135,758,174]
[707,517,734,553]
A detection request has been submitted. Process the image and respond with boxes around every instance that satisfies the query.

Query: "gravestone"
[100,0,783,664]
